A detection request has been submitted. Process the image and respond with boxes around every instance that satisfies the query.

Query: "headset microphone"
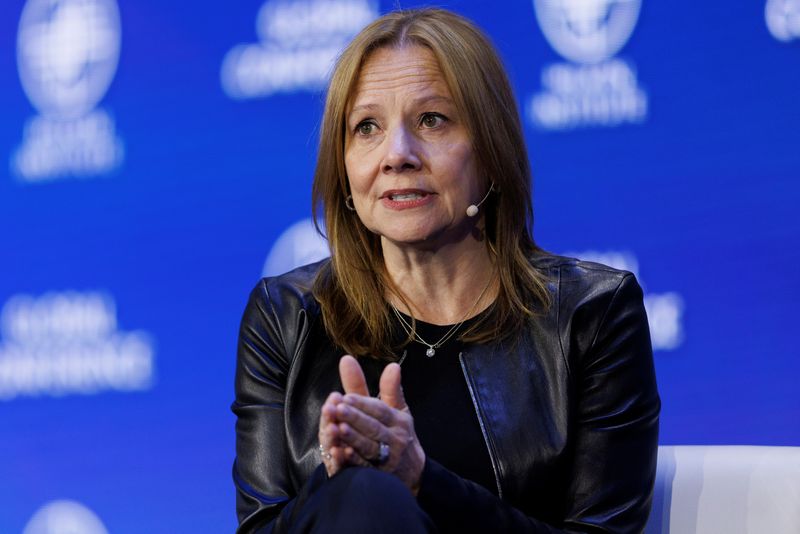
[466,183,495,217]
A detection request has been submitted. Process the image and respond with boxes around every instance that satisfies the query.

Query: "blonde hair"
[312,8,550,358]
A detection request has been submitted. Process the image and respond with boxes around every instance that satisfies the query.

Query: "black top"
[393,310,497,496]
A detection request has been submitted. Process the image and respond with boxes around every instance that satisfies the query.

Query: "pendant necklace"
[390,273,494,357]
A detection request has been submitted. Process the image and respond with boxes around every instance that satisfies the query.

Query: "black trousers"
[270,466,436,534]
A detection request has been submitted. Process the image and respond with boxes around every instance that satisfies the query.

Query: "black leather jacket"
[233,255,660,533]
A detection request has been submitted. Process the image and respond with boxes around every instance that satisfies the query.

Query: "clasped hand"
[318,355,426,495]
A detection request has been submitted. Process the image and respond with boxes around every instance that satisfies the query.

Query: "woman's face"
[344,45,481,250]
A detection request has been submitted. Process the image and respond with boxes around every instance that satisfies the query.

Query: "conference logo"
[0,290,155,401]
[766,0,800,41]
[221,0,379,99]
[563,250,684,351]
[263,218,330,277]
[528,0,648,130]
[12,0,125,182]
[23,500,108,534]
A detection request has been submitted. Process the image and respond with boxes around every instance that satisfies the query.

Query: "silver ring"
[319,443,332,461]
[371,441,389,466]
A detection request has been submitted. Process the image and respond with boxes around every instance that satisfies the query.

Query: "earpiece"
[466,182,495,217]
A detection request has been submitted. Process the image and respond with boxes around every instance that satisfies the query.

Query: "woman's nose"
[381,126,421,173]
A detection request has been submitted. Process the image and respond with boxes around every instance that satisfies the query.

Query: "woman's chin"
[378,225,477,252]
[379,232,436,249]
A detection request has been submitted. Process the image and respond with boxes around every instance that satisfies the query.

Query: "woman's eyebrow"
[348,103,380,117]
[347,95,455,123]
[410,95,454,107]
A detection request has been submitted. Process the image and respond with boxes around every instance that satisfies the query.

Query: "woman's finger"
[335,400,387,440]
[342,445,372,468]
[319,392,347,477]
[318,392,343,443]
[341,394,395,426]
[339,355,369,396]
[337,422,385,464]
[379,363,407,410]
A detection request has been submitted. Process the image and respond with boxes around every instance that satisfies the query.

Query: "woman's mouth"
[390,192,424,201]
[380,189,434,210]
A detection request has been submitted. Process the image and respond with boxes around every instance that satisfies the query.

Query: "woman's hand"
[318,355,373,476]
[333,356,426,495]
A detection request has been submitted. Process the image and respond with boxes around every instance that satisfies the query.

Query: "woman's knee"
[334,466,411,501]
[309,467,433,533]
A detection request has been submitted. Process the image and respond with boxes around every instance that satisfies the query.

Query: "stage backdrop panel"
[1,0,798,531]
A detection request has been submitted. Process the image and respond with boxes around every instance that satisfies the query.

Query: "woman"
[233,8,659,533]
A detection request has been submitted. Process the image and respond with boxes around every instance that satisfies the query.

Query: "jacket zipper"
[458,351,504,499]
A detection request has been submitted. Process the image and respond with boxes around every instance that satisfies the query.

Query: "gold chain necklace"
[390,273,494,357]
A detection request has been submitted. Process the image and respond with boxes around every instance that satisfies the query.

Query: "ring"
[318,443,332,461]
[370,441,390,466]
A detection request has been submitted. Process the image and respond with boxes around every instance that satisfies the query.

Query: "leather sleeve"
[416,273,660,533]
[232,279,294,533]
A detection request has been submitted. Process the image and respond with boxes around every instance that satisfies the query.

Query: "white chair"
[645,446,800,534]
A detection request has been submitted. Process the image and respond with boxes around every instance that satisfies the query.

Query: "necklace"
[390,273,494,357]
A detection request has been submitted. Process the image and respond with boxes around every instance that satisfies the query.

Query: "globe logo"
[263,218,330,277]
[533,0,642,64]
[766,0,800,41]
[17,0,121,120]
[23,500,108,534]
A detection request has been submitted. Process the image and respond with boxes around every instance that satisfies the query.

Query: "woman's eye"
[421,113,445,128]
[356,121,375,135]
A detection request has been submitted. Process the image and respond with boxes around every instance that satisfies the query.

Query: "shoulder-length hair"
[312,7,550,358]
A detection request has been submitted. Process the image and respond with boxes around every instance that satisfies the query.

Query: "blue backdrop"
[1,0,798,531]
